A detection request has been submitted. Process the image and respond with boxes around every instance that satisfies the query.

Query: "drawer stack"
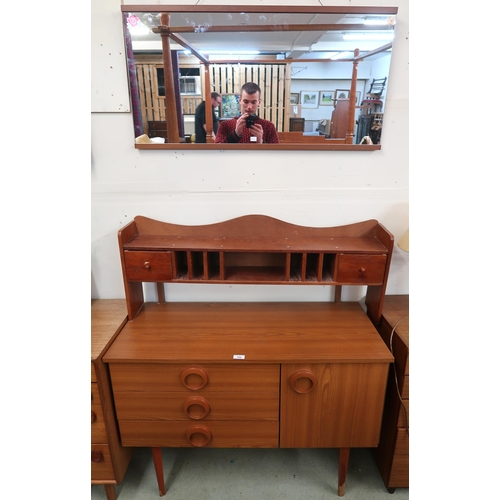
[91,300,133,500]
[91,373,116,480]
[372,295,409,492]
[109,363,280,448]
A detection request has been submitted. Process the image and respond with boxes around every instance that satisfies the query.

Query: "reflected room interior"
[122,5,397,149]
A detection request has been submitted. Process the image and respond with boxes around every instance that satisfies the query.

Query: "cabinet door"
[280,363,388,448]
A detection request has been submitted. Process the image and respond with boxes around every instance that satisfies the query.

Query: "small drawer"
[401,375,409,399]
[389,455,409,486]
[119,420,279,448]
[336,254,387,284]
[114,391,279,421]
[394,427,409,455]
[91,444,115,480]
[91,383,107,442]
[123,251,172,281]
[397,400,409,428]
[109,363,280,394]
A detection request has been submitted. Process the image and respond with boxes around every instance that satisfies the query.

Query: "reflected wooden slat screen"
[136,59,290,135]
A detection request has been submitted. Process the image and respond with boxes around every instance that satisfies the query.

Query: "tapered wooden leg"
[338,447,350,496]
[104,484,117,500]
[152,447,166,496]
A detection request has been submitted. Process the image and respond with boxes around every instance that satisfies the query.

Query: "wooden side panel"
[117,220,143,319]
[365,223,394,324]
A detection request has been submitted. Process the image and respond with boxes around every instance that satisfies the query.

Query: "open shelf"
[169,250,339,283]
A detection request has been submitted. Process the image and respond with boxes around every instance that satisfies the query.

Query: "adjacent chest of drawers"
[91,300,133,500]
[103,215,395,497]
[372,295,409,491]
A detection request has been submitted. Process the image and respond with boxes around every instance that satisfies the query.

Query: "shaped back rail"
[118,215,393,323]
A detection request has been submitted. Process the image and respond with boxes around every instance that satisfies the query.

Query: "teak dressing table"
[103,215,395,496]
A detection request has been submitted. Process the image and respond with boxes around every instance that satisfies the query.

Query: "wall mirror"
[122,5,398,150]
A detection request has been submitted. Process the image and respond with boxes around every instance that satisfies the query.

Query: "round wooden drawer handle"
[183,396,210,420]
[186,425,212,447]
[181,367,208,390]
[91,450,103,462]
[144,261,151,269]
[289,369,317,394]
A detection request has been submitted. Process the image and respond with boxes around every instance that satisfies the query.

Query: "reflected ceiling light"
[330,52,352,60]
[128,25,151,36]
[322,52,340,59]
[363,19,389,26]
[127,16,151,36]
[343,33,394,41]
[205,50,260,55]
[206,50,261,59]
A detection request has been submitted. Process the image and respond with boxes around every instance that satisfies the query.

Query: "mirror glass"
[122,5,397,149]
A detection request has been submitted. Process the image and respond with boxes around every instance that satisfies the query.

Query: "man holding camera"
[215,82,279,144]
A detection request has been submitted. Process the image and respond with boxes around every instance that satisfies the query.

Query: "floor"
[91,447,409,500]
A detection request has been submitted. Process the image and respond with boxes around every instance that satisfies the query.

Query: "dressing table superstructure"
[103,215,394,496]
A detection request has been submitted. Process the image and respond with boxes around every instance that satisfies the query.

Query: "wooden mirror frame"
[123,4,398,151]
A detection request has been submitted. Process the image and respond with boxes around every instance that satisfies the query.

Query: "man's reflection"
[215,82,279,144]
[195,92,222,143]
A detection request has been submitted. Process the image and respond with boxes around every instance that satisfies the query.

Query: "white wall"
[91,0,409,301]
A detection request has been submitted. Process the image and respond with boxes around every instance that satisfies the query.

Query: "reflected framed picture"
[334,89,350,100]
[221,93,240,118]
[300,91,319,108]
[290,93,299,105]
[319,91,334,106]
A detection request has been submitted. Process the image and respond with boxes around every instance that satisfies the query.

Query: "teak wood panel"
[280,363,389,448]
[103,302,393,364]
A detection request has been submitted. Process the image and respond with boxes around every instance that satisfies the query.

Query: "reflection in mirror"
[122,5,398,150]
